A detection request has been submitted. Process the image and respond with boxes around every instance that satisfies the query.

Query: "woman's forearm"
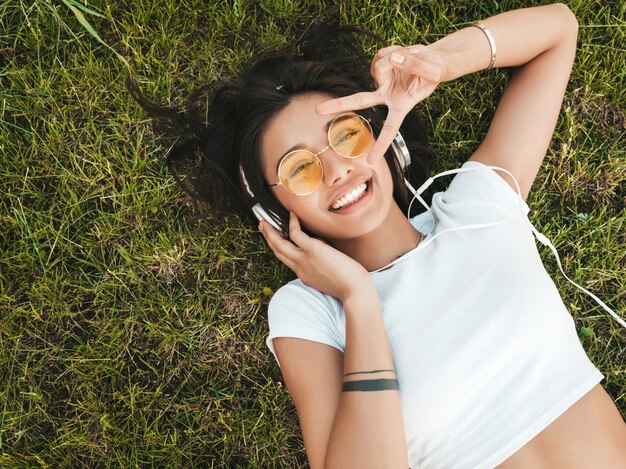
[324,287,408,468]
[431,3,578,81]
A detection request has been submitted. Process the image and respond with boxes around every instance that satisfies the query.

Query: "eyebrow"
[275,118,335,172]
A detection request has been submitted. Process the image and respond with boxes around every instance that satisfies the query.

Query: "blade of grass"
[61,0,129,68]
[65,0,105,18]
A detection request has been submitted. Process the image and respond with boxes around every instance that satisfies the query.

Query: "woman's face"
[260,92,397,242]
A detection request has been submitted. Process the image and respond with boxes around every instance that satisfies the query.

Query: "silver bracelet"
[471,23,496,70]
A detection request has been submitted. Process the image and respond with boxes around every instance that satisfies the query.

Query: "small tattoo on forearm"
[342,378,399,392]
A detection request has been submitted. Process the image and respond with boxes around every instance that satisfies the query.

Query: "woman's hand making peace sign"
[317,44,446,164]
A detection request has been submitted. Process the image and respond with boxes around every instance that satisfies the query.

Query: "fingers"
[287,212,310,248]
[367,109,408,164]
[316,91,383,115]
[259,219,299,271]
[287,212,332,253]
[406,44,427,55]
[259,213,316,269]
[370,45,403,84]
[373,44,404,62]
[390,48,443,83]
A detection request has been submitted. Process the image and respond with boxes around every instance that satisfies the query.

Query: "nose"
[320,148,357,187]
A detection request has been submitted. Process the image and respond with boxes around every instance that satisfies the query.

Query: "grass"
[1,0,624,466]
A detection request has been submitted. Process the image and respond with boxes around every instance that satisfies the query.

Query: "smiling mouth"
[329,179,371,211]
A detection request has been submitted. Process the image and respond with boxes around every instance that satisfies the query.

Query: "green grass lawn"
[1,0,624,466]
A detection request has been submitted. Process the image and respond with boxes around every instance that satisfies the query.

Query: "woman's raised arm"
[465,4,578,199]
[318,3,579,199]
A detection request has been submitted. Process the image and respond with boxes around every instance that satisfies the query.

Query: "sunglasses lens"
[279,151,323,195]
[329,114,373,158]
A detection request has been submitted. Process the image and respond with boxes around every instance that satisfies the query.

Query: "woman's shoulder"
[444,161,530,214]
[406,161,534,238]
[412,161,531,226]
[268,279,341,318]
[266,279,345,361]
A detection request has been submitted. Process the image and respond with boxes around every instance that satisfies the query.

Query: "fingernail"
[391,53,405,64]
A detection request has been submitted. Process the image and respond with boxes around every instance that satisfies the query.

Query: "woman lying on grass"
[129,3,626,467]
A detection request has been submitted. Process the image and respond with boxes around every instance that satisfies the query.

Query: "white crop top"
[266,161,604,468]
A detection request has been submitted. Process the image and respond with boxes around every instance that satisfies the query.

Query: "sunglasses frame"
[268,112,373,196]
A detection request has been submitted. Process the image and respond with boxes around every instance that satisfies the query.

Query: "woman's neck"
[330,204,422,272]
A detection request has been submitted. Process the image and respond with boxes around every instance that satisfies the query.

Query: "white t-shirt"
[266,161,603,468]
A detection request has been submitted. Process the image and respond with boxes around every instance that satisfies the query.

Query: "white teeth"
[331,182,368,210]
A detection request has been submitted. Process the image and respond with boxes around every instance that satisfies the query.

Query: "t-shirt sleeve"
[430,161,531,227]
[266,280,344,366]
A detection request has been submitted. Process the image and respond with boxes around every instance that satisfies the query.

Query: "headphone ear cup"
[252,203,283,233]
[240,165,286,235]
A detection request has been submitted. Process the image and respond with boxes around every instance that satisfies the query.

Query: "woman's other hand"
[259,212,372,303]
[317,44,446,164]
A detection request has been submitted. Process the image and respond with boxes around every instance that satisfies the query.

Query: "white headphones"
[239,132,413,233]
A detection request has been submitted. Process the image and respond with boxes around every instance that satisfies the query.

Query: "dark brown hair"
[127,24,434,234]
